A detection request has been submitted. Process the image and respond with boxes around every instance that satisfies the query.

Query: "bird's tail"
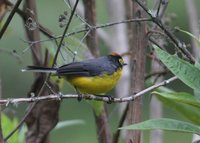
[21,66,57,74]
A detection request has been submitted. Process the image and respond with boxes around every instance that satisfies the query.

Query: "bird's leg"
[58,92,64,101]
[96,94,114,104]
[75,87,82,102]
[106,95,114,104]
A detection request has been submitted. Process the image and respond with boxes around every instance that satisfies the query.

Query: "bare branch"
[134,0,196,63]
[4,1,81,141]
[0,76,177,105]
[0,0,23,39]
[52,0,80,66]
[185,0,200,142]
[126,0,147,142]
[0,80,4,143]
[24,18,151,46]
[0,49,22,63]
[82,1,111,143]
[145,70,167,80]
[112,103,129,143]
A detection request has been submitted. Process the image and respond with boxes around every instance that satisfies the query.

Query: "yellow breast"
[67,69,122,94]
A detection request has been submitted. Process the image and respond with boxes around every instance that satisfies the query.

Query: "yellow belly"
[67,69,122,94]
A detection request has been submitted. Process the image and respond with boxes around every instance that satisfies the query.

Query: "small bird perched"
[22,53,126,101]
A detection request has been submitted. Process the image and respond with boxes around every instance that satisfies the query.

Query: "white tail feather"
[21,66,57,74]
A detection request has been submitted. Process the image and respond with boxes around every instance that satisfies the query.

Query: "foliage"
[154,91,200,125]
[54,119,85,130]
[120,118,200,135]
[154,45,200,90]
[122,45,200,135]
[1,0,200,142]
[2,113,22,143]
[176,27,200,47]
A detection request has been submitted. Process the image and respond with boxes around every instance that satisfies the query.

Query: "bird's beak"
[123,63,127,66]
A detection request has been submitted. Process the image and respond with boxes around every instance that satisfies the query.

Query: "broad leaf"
[155,92,200,125]
[2,113,20,143]
[194,62,200,100]
[55,120,85,130]
[153,91,200,108]
[88,101,104,116]
[120,118,200,135]
[154,46,200,90]
[176,27,200,47]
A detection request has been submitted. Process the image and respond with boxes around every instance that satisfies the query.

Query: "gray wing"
[57,56,116,77]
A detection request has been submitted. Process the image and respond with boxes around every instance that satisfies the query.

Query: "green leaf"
[176,27,200,46]
[54,120,85,130]
[194,62,200,71]
[88,101,104,116]
[18,125,27,143]
[2,113,20,143]
[155,92,200,125]
[153,91,200,108]
[119,118,200,135]
[154,46,200,90]
[194,62,200,100]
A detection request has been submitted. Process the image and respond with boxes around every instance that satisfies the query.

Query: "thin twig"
[0,80,4,143]
[4,1,80,141]
[4,103,34,141]
[145,70,167,80]
[0,48,22,63]
[134,0,196,63]
[0,76,177,105]
[52,0,80,66]
[5,0,56,39]
[156,0,162,17]
[149,1,168,142]
[23,18,151,45]
[112,103,129,143]
[158,0,168,19]
[0,0,23,39]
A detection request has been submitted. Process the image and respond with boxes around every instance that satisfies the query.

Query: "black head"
[108,53,127,68]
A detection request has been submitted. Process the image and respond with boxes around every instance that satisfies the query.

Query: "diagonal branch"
[0,76,177,105]
[0,0,23,39]
[24,18,151,46]
[82,1,111,143]
[112,103,129,143]
[134,0,196,63]
[4,1,80,142]
[0,80,4,143]
[52,0,80,66]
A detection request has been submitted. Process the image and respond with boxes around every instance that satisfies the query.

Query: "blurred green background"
[0,0,199,142]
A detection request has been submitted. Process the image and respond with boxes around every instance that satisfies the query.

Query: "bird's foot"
[77,93,83,102]
[75,87,83,102]
[57,92,63,101]
[106,96,114,104]
[98,94,114,104]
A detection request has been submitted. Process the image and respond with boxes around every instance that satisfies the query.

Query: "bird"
[22,53,127,101]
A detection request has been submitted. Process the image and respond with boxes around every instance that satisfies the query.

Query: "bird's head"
[109,53,127,67]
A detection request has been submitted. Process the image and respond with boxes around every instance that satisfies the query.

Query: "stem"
[126,0,147,142]
[82,0,111,142]
[0,76,177,105]
[134,0,196,63]
[0,0,23,39]
[112,103,129,143]
[0,80,4,143]
[52,0,80,66]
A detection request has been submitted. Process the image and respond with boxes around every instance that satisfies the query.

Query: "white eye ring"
[119,59,124,64]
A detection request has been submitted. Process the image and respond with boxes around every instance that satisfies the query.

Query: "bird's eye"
[118,58,127,66]
[119,58,125,65]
